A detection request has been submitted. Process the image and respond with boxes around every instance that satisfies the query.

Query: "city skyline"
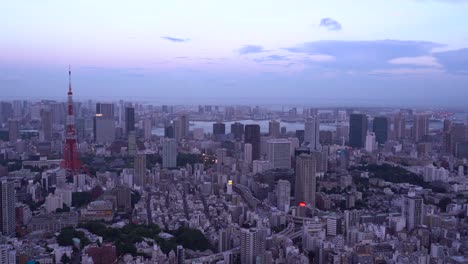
[1,0,468,107]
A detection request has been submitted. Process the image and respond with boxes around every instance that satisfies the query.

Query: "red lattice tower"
[61,66,82,174]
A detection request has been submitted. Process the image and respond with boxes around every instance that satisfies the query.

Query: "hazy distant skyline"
[1,0,468,107]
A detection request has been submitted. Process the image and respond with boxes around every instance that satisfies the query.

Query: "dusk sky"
[1,0,468,107]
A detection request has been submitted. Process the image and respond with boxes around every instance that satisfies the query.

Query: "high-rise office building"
[76,118,89,141]
[412,114,429,142]
[231,122,244,141]
[0,102,13,124]
[8,119,19,143]
[143,118,152,140]
[134,154,146,187]
[365,132,376,152]
[96,103,114,118]
[162,138,177,168]
[40,108,53,142]
[394,112,406,140]
[218,228,232,252]
[244,143,252,164]
[295,129,305,145]
[213,122,225,140]
[268,120,280,138]
[373,116,389,144]
[450,123,466,155]
[304,116,321,150]
[294,154,316,209]
[349,114,368,148]
[164,125,174,138]
[128,131,136,156]
[125,107,135,135]
[174,114,189,141]
[240,228,265,264]
[93,115,115,143]
[0,179,16,236]
[276,180,291,213]
[402,191,424,231]
[266,139,291,169]
[245,124,260,161]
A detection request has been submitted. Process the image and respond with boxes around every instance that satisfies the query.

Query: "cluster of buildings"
[0,89,467,264]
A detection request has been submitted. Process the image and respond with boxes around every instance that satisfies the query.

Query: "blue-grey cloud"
[319,18,342,31]
[238,45,266,55]
[284,40,444,71]
[254,55,289,62]
[433,48,468,73]
[161,36,189,42]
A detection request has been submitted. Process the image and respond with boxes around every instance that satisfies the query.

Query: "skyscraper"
[93,115,115,143]
[125,107,135,135]
[134,154,146,187]
[8,119,19,143]
[412,114,429,142]
[295,129,305,145]
[218,228,232,252]
[0,179,15,236]
[373,116,389,144]
[349,114,368,148]
[268,120,280,138]
[365,132,376,152]
[304,116,321,150]
[231,122,244,141]
[143,118,152,140]
[276,180,291,213]
[266,139,291,169]
[244,143,252,164]
[240,228,265,264]
[294,154,316,209]
[245,124,260,161]
[162,138,177,168]
[450,123,466,155]
[96,103,114,118]
[394,112,406,140]
[40,108,53,142]
[402,191,424,231]
[174,114,189,141]
[213,122,225,140]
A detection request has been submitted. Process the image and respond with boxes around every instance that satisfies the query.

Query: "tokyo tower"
[61,66,82,174]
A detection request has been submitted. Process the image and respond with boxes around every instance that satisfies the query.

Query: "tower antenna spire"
[68,65,72,94]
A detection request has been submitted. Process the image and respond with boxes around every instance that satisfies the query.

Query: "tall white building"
[162,138,177,168]
[0,244,16,264]
[365,132,376,152]
[244,143,252,164]
[0,179,15,236]
[276,180,291,213]
[45,193,63,213]
[305,116,321,150]
[268,120,281,138]
[267,139,291,169]
[143,118,152,140]
[240,228,265,264]
[55,188,73,207]
[402,190,424,231]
